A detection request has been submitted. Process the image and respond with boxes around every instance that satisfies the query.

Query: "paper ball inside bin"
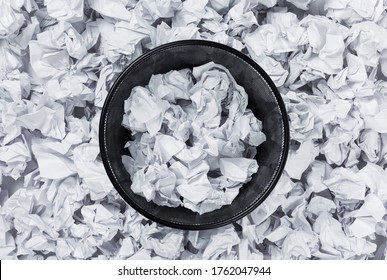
[99,40,289,230]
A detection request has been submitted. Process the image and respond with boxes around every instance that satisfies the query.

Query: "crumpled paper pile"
[1,0,387,260]
[122,62,264,214]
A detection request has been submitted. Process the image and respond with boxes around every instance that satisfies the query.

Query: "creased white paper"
[122,62,264,214]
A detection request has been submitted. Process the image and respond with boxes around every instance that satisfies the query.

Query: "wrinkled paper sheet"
[1,0,387,260]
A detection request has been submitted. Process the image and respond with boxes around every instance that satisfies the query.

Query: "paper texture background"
[1,0,387,259]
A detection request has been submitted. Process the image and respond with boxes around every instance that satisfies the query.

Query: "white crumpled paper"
[45,0,84,23]
[122,62,264,214]
[1,0,387,260]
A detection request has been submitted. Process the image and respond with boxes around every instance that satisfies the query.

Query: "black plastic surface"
[99,40,289,230]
